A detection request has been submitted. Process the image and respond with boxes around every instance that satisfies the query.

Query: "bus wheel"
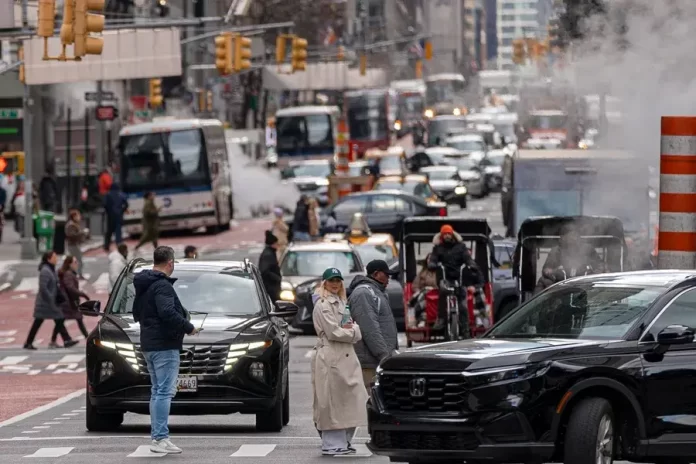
[220,196,232,231]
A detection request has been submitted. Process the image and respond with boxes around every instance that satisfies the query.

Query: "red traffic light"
[95,105,119,121]
[0,158,6,173]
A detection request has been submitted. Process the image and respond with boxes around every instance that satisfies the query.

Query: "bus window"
[276,114,334,154]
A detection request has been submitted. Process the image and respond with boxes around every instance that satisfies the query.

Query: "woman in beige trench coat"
[311,267,368,456]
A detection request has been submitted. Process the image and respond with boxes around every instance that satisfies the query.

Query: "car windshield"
[426,169,457,180]
[355,243,395,263]
[448,156,477,170]
[376,180,434,198]
[110,270,263,316]
[281,251,361,276]
[447,139,486,152]
[376,155,402,171]
[486,282,664,340]
[349,164,367,176]
[286,163,331,178]
[481,154,505,166]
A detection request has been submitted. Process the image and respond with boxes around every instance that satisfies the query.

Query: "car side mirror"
[271,301,299,318]
[79,300,103,317]
[657,325,694,345]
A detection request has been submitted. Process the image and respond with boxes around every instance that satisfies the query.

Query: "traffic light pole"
[19,75,36,259]
[95,81,105,169]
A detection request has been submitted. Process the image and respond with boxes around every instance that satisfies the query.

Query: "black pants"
[25,318,72,346]
[51,319,87,342]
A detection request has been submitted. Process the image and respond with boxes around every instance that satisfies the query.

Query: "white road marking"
[0,330,17,336]
[24,447,74,458]
[15,277,39,292]
[21,431,38,434]
[0,435,342,442]
[127,445,166,457]
[0,356,28,365]
[11,294,28,299]
[32,426,50,429]
[91,273,109,292]
[0,390,84,428]
[58,354,86,364]
[230,444,277,457]
[0,282,11,292]
[70,409,83,413]
[60,413,79,417]
[42,422,61,425]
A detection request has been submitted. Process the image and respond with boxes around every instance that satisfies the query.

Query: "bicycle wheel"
[448,298,460,340]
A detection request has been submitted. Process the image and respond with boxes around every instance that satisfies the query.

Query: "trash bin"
[53,215,67,255]
[33,211,55,253]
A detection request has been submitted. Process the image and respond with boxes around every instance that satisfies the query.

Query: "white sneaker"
[150,438,182,454]
[322,448,352,456]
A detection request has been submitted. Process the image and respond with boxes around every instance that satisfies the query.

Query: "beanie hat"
[440,224,454,235]
[265,230,279,245]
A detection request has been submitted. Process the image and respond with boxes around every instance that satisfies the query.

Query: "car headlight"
[463,363,550,387]
[453,108,461,116]
[316,178,329,186]
[96,339,139,372]
[394,121,402,130]
[424,109,434,118]
[226,341,272,371]
[454,186,467,195]
[280,281,295,301]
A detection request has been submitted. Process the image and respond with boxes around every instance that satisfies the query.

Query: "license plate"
[176,376,197,392]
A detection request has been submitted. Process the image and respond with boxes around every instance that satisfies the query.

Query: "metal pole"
[84,108,90,180]
[19,0,36,259]
[66,108,72,206]
[95,81,104,169]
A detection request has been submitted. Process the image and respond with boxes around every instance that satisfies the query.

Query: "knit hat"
[440,224,454,235]
[265,230,279,245]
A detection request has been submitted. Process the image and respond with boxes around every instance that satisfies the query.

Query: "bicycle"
[436,264,472,341]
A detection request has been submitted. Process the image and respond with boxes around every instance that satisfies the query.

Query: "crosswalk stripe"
[15,277,38,292]
[127,445,165,458]
[91,273,109,292]
[58,354,86,364]
[230,444,276,457]
[0,356,28,365]
[24,447,74,458]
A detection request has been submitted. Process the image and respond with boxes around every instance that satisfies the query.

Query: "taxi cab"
[365,146,407,177]
[324,213,398,264]
[373,174,440,204]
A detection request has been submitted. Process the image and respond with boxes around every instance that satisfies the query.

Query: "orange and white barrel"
[658,117,696,269]
[335,119,352,198]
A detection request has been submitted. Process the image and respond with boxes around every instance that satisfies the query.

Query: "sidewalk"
[0,222,103,262]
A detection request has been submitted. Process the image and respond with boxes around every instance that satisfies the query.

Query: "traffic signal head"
[359,53,367,76]
[207,91,213,112]
[234,35,252,71]
[37,0,57,38]
[512,39,526,64]
[291,37,307,72]
[415,59,423,79]
[60,0,75,45]
[149,79,163,108]
[74,0,105,58]
[424,40,433,61]
[276,35,286,64]
[18,47,25,83]
[215,32,233,75]
[337,45,345,61]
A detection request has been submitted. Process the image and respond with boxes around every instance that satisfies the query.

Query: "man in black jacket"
[133,246,198,455]
[259,230,282,302]
[293,195,311,241]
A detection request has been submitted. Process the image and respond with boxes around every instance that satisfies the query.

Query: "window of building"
[502,38,513,46]
[502,26,516,34]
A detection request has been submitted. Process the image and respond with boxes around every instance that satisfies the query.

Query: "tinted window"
[643,289,696,341]
[371,194,410,212]
[276,114,334,153]
[281,251,361,276]
[487,282,664,339]
[110,270,262,316]
[447,139,486,152]
[333,197,368,215]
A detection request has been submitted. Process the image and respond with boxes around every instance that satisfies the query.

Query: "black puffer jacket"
[428,232,482,285]
[293,199,310,233]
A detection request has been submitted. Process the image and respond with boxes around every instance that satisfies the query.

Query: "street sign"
[95,105,119,121]
[0,108,22,119]
[85,91,116,102]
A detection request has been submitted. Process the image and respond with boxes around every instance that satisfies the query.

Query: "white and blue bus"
[274,106,340,168]
[118,118,233,235]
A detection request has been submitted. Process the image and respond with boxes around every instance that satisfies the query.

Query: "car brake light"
[439,207,447,216]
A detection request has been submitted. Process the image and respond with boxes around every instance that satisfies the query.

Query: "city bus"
[275,105,340,168]
[118,118,233,235]
[423,73,468,119]
[344,89,397,158]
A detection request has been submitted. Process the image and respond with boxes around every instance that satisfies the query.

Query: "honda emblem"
[409,377,426,397]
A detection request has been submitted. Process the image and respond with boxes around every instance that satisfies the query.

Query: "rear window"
[110,269,263,316]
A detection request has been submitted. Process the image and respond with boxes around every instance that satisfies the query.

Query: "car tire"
[459,198,467,209]
[256,394,284,432]
[406,339,413,348]
[282,375,290,426]
[85,393,124,432]
[564,397,614,464]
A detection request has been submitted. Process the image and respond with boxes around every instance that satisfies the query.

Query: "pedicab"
[401,217,494,347]
[513,215,627,304]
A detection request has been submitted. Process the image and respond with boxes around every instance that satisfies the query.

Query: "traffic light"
[18,46,25,83]
[74,0,106,58]
[359,53,367,76]
[548,19,563,49]
[206,91,213,112]
[291,37,307,72]
[337,45,345,61]
[424,40,433,61]
[198,90,205,112]
[415,59,422,79]
[275,35,286,64]
[234,35,252,72]
[535,41,549,58]
[37,0,56,38]
[512,39,526,65]
[60,0,75,48]
[215,32,233,75]
[149,78,163,108]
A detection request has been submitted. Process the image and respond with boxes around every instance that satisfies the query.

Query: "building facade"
[484,0,498,67]
[496,0,552,69]
[463,0,486,72]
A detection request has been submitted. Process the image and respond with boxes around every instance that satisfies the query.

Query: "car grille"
[135,345,230,376]
[379,373,467,413]
[296,183,318,192]
[371,430,478,450]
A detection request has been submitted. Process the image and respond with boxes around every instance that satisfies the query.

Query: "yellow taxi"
[373,174,441,204]
[324,213,398,263]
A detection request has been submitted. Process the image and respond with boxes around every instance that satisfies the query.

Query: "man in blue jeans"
[133,246,199,454]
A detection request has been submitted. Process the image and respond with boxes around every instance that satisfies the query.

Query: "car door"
[366,194,410,235]
[330,196,370,231]
[640,287,696,441]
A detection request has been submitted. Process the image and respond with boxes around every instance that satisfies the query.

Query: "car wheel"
[406,338,413,348]
[459,198,467,209]
[564,397,614,464]
[282,375,290,426]
[85,392,123,432]
[256,394,284,432]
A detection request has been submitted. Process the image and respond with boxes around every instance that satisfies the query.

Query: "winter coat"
[34,263,64,320]
[108,250,128,293]
[38,176,58,212]
[413,269,437,292]
[64,219,87,246]
[141,198,159,237]
[429,232,482,285]
[132,269,195,352]
[271,218,289,247]
[104,183,128,219]
[346,275,398,369]
[293,199,310,233]
[311,291,368,431]
[58,270,88,320]
[308,200,319,236]
[258,245,282,302]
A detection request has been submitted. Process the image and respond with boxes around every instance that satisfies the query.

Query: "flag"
[409,40,423,57]
[323,26,337,46]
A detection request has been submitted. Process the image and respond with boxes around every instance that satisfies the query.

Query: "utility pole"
[19,0,36,260]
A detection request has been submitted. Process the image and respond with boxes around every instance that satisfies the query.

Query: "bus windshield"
[276,114,334,155]
[426,79,465,106]
[346,94,389,141]
[397,94,424,119]
[529,114,567,130]
[119,129,209,193]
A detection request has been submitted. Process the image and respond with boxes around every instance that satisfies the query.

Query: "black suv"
[367,270,696,464]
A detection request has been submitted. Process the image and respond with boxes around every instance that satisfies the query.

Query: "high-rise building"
[496,0,553,69]
[484,0,498,67]
[463,0,486,72]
